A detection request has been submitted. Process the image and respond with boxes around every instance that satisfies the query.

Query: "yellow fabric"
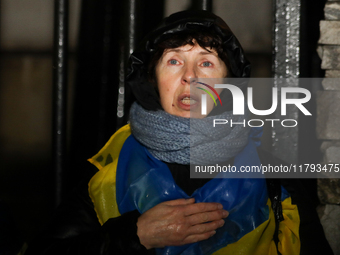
[277,197,301,255]
[212,196,301,255]
[88,124,301,254]
[212,200,277,255]
[88,124,131,225]
[88,124,131,170]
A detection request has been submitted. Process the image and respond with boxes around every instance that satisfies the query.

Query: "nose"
[181,64,197,85]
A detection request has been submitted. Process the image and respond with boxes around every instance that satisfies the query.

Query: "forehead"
[163,44,219,56]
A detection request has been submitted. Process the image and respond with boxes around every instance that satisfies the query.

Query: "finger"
[187,209,228,225]
[188,219,225,235]
[183,202,223,216]
[163,198,195,206]
[182,230,217,245]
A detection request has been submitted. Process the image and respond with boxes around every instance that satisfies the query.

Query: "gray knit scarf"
[129,102,250,165]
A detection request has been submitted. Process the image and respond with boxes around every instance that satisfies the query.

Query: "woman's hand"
[136,198,229,249]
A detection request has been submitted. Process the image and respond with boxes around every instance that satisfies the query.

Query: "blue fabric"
[116,128,269,255]
[281,186,290,201]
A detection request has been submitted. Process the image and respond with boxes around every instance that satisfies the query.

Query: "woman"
[25,10,332,255]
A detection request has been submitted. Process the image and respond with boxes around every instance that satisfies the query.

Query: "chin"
[167,110,191,118]
[177,112,191,118]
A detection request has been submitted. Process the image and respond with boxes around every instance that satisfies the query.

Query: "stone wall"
[317,1,340,254]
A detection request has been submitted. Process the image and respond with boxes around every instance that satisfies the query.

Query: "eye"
[202,61,212,67]
[168,59,179,65]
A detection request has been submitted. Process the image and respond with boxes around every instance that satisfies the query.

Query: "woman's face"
[155,43,227,118]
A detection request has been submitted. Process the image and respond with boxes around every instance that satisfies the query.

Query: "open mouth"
[178,94,200,110]
[181,96,197,105]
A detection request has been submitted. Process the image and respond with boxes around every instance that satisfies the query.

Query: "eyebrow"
[164,48,218,56]
[199,50,217,56]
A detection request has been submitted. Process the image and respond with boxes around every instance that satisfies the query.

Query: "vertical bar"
[127,0,138,57]
[53,0,69,207]
[272,0,301,164]
[200,0,213,11]
[191,0,213,12]
[116,0,165,129]
[117,0,144,128]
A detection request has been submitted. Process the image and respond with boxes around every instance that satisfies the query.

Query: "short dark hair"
[147,31,232,83]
